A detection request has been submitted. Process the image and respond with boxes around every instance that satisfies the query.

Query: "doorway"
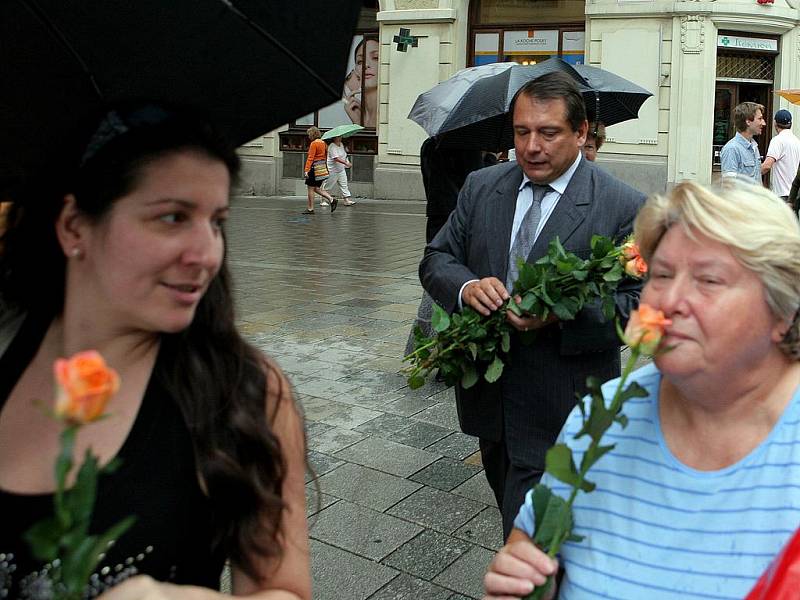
[712,82,773,173]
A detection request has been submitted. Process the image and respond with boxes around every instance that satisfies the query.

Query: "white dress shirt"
[457,152,583,307]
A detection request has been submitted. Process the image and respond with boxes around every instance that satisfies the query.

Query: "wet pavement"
[227,195,498,600]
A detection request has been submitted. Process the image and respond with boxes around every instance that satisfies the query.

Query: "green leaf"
[461,364,478,389]
[501,331,511,353]
[581,443,616,473]
[23,517,62,562]
[467,342,478,361]
[408,375,425,389]
[484,355,504,383]
[566,533,585,543]
[431,304,450,333]
[531,484,553,534]
[532,492,569,550]
[615,414,629,429]
[618,381,648,403]
[545,444,580,488]
[66,450,100,537]
[572,270,588,281]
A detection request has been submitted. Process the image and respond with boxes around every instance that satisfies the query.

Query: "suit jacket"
[419,158,646,469]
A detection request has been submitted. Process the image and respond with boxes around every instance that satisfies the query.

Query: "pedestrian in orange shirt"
[303,127,336,214]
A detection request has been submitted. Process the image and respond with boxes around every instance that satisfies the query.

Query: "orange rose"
[624,304,672,355]
[624,255,648,279]
[54,351,120,425]
[620,241,648,279]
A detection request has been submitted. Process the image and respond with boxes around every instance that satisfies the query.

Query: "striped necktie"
[506,183,552,291]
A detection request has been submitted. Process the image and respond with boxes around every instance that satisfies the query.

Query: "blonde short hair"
[635,181,800,357]
[307,126,321,140]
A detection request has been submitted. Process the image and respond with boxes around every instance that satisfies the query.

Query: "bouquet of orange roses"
[23,351,135,600]
[403,235,647,390]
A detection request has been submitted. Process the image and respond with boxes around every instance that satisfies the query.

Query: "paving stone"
[387,487,484,534]
[453,507,504,551]
[433,545,495,599]
[338,369,409,395]
[426,432,480,460]
[382,529,471,581]
[335,437,440,478]
[381,394,439,417]
[294,377,362,400]
[310,539,399,600]
[304,421,332,438]
[306,451,345,480]
[319,404,384,429]
[307,426,368,454]
[316,462,421,512]
[338,298,393,309]
[412,402,461,430]
[409,458,482,492]
[367,573,453,600]
[451,472,496,507]
[355,413,413,437]
[311,500,423,561]
[393,421,450,449]
[306,486,338,517]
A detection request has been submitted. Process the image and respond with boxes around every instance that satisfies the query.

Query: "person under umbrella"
[322,136,356,207]
[302,126,336,214]
[582,121,606,162]
[0,104,311,599]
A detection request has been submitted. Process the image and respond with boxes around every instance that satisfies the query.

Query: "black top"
[0,311,225,598]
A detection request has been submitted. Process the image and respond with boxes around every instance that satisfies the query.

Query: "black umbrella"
[0,1,362,189]
[409,58,652,150]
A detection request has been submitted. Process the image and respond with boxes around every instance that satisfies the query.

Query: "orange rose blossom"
[54,350,120,425]
[624,304,672,355]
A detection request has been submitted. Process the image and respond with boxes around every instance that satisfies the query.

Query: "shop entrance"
[712,46,776,179]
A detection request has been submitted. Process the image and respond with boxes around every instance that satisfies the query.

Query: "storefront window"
[470,0,585,67]
[477,0,584,26]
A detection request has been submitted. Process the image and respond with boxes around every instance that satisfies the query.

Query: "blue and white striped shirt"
[514,362,800,599]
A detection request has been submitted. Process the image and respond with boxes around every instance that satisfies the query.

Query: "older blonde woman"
[484,181,800,599]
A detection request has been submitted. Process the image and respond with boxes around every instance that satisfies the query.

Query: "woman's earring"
[70,247,82,259]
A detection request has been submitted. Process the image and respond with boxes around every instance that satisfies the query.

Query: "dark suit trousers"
[480,437,544,540]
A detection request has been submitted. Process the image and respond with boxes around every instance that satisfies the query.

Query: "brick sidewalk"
[227,196,498,599]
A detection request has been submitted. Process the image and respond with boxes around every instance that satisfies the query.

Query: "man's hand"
[462,278,510,316]
[506,295,558,332]
[483,530,558,600]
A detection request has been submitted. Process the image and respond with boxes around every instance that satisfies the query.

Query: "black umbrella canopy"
[0,1,362,189]
[425,58,652,151]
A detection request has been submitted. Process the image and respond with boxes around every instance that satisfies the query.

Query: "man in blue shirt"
[720,101,765,183]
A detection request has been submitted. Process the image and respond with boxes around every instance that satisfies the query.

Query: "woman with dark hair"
[0,105,311,599]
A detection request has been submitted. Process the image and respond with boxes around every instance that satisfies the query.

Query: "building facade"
[238,0,800,199]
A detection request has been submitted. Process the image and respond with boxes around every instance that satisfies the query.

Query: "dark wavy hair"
[0,105,286,581]
[510,71,587,132]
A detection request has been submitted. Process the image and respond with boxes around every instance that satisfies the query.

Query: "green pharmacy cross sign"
[720,36,731,46]
[393,28,418,52]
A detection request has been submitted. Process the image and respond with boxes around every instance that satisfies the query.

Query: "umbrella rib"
[221,0,340,99]
[20,0,105,101]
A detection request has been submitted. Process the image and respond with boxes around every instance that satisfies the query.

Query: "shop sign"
[503,30,558,54]
[717,35,778,52]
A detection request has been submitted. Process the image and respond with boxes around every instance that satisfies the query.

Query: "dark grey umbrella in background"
[0,0,362,191]
[408,57,652,150]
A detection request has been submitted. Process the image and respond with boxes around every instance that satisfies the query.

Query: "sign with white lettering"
[717,35,778,52]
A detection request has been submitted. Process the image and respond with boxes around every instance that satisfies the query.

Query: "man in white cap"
[762,108,800,203]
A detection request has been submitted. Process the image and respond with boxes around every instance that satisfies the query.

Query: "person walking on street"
[419,72,646,538]
[303,126,336,214]
[761,109,800,204]
[720,102,765,184]
[322,136,355,206]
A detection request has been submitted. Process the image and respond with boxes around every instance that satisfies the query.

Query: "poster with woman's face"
[318,35,379,130]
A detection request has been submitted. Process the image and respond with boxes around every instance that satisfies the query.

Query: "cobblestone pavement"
[227,196,498,600]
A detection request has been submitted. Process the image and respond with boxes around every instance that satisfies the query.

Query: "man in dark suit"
[419,72,646,537]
